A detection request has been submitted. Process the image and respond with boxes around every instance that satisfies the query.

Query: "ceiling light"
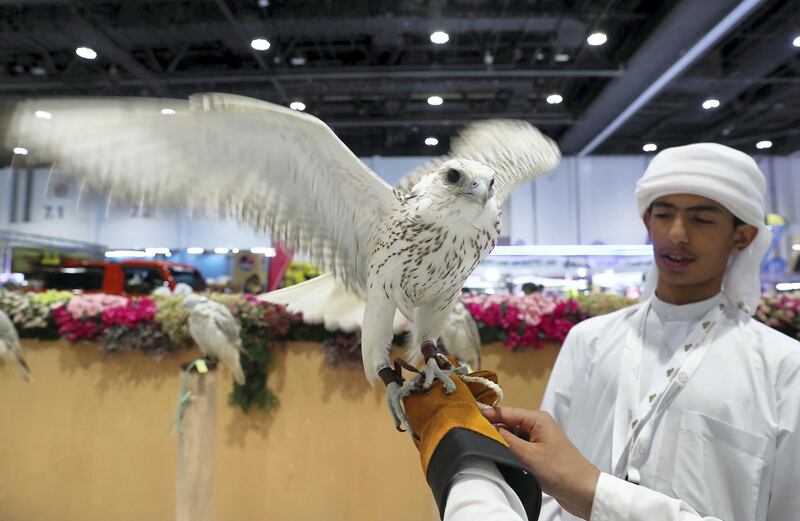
[250,38,271,51]
[756,140,772,150]
[186,247,205,254]
[546,94,563,104]
[430,31,449,44]
[576,267,588,277]
[587,32,608,46]
[258,0,269,7]
[777,282,800,291]
[160,108,176,115]
[13,147,28,155]
[792,243,800,251]
[554,53,570,62]
[105,250,146,258]
[214,247,230,254]
[75,47,97,60]
[290,55,306,66]
[34,110,52,120]
[251,247,276,257]
[289,101,306,111]
[427,95,443,106]
[232,248,240,254]
[793,35,800,47]
[483,51,494,65]
[425,137,439,146]
[30,66,47,76]
[702,98,720,110]
[642,143,658,152]
[145,247,171,256]
[483,268,501,282]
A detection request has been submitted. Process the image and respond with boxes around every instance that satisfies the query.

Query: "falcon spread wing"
[396,120,560,203]
[7,93,396,295]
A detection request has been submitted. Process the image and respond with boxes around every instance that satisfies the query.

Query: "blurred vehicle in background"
[42,260,207,295]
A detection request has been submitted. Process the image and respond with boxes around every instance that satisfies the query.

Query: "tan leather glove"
[402,363,541,520]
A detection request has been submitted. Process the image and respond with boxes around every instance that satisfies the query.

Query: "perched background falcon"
[181,294,246,385]
[0,310,33,382]
[6,93,559,428]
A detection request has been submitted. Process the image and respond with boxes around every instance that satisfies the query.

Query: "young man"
[482,142,799,521]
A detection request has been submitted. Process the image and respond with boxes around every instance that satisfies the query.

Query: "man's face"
[643,194,754,294]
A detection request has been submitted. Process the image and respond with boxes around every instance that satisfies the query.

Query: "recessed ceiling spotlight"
[554,53,570,62]
[702,98,720,110]
[755,140,772,150]
[483,51,494,65]
[546,94,563,104]
[290,55,306,66]
[289,101,306,111]
[642,143,658,152]
[258,0,269,7]
[425,137,439,146]
[160,108,176,115]
[427,95,444,106]
[793,35,800,47]
[34,110,52,119]
[430,31,449,44]
[30,66,47,76]
[250,38,271,51]
[75,46,97,60]
[587,32,608,46]
[13,147,29,155]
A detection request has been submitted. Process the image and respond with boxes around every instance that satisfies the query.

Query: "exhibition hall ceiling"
[0,0,798,159]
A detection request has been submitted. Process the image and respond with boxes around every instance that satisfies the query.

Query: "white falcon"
[0,310,33,382]
[6,94,559,427]
[181,294,246,385]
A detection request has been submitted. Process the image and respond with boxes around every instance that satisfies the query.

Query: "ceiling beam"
[558,0,766,156]
[69,15,167,96]
[0,66,624,93]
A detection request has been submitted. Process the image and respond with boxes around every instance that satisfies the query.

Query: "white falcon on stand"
[0,310,33,382]
[181,294,246,385]
[6,94,559,429]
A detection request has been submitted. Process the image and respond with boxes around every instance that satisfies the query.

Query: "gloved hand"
[400,360,541,520]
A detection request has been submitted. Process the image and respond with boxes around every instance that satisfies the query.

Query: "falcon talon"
[422,357,457,394]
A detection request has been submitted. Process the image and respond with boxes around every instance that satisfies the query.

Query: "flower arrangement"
[755,292,800,340]
[576,293,637,317]
[5,288,799,415]
[0,290,70,339]
[281,261,321,288]
[461,292,584,349]
[53,293,128,342]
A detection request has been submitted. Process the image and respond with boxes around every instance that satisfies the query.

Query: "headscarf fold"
[634,143,770,315]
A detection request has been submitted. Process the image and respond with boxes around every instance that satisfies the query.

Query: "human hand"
[482,407,600,520]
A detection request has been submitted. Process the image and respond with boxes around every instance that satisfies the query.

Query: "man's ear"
[642,210,652,239]
[732,224,759,252]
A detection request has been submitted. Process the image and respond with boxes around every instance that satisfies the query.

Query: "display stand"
[176,368,217,521]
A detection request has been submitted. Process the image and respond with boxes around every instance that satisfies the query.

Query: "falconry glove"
[401,362,541,520]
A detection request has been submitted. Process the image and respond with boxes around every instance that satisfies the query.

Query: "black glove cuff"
[426,428,542,520]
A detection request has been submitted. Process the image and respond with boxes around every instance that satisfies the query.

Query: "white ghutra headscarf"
[634,143,771,315]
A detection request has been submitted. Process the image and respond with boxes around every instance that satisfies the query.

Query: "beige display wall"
[0,340,560,521]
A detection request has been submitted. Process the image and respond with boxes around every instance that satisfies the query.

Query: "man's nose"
[668,216,690,244]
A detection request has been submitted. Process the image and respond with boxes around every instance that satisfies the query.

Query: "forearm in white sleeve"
[444,456,527,521]
[591,473,722,521]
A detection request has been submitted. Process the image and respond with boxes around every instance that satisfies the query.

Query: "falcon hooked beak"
[458,178,493,205]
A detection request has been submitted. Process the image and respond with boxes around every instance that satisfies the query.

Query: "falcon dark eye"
[446,169,461,184]
[489,178,495,189]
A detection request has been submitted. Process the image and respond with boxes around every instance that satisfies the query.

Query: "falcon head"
[181,294,209,310]
[420,158,496,206]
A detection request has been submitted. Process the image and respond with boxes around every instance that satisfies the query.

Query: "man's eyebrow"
[686,205,723,213]
[651,201,723,213]
[651,201,676,209]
